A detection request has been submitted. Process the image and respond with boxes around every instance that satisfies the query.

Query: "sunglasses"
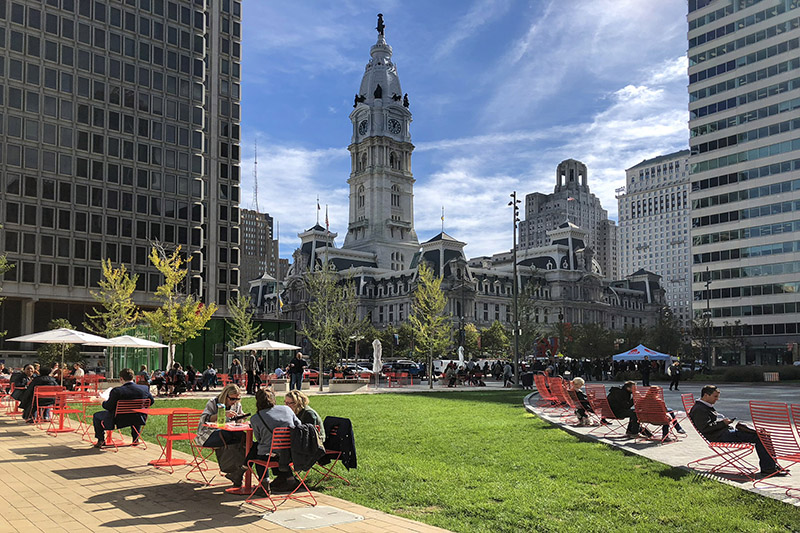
[228,396,241,401]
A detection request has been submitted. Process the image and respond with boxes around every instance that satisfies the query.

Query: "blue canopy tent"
[611,344,673,361]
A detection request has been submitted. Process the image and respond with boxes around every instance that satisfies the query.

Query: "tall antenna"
[253,139,260,212]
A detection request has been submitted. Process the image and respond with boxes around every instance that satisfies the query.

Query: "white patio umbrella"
[372,339,383,374]
[84,335,168,376]
[457,346,465,369]
[234,339,301,351]
[8,328,110,386]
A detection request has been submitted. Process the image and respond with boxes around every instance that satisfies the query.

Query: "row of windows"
[690,117,800,155]
[693,218,800,246]
[691,92,800,137]
[694,259,800,282]
[688,0,766,27]
[689,37,799,85]
[700,302,800,319]
[689,16,800,66]
[692,157,799,192]
[690,57,800,104]
[693,239,800,264]
[628,191,687,219]
[693,199,800,228]
[690,137,800,174]
[689,1,797,49]
[692,177,800,209]
[695,281,800,301]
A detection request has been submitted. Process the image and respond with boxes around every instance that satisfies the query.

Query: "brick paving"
[524,390,800,507]
[0,413,449,533]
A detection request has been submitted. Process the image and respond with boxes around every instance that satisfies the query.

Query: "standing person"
[244,350,258,395]
[92,368,154,448]
[194,384,247,488]
[640,356,651,387]
[287,352,308,391]
[503,361,514,387]
[690,385,786,476]
[668,361,681,391]
[229,358,243,386]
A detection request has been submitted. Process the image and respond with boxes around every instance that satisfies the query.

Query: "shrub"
[719,365,800,382]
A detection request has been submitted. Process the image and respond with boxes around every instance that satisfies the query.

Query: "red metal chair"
[46,392,83,435]
[187,429,229,487]
[246,427,317,512]
[547,377,577,422]
[32,386,65,427]
[566,388,601,426]
[6,384,26,417]
[532,374,558,409]
[680,393,757,479]
[102,398,152,452]
[312,421,351,488]
[584,384,627,437]
[749,401,799,492]
[633,393,678,444]
[154,411,201,475]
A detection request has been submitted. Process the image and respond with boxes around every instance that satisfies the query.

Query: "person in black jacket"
[689,385,786,476]
[10,365,35,401]
[92,368,154,448]
[640,356,651,387]
[668,361,681,391]
[607,381,646,437]
[19,362,60,421]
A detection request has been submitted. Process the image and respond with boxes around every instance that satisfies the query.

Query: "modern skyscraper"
[518,159,619,279]
[618,150,691,327]
[240,208,279,292]
[0,0,242,347]
[688,0,800,365]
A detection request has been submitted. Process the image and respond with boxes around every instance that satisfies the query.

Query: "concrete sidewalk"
[523,392,800,507]
[0,414,448,533]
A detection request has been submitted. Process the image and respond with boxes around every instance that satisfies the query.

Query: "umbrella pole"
[60,344,65,387]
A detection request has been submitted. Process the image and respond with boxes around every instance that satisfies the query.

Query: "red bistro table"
[134,407,202,467]
[204,421,254,495]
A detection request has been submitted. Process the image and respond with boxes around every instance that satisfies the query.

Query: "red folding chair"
[532,374,558,409]
[102,398,152,452]
[567,388,601,426]
[585,384,627,437]
[154,411,201,475]
[33,386,65,427]
[246,427,317,512]
[680,393,757,480]
[749,401,799,492]
[547,377,577,422]
[6,384,26,417]
[633,394,678,444]
[312,421,351,488]
[187,428,229,487]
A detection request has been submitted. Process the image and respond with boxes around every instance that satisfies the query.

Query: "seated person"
[137,365,151,385]
[641,386,686,435]
[607,380,651,438]
[571,377,594,426]
[19,362,60,422]
[274,366,286,379]
[690,385,787,476]
[92,368,155,448]
[150,370,166,394]
[69,363,85,390]
[284,390,325,443]
[248,388,301,492]
[186,365,198,392]
[168,362,187,396]
[195,384,246,487]
[10,365,35,401]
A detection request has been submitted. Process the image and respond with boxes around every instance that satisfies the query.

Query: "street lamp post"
[508,192,521,386]
[704,266,712,367]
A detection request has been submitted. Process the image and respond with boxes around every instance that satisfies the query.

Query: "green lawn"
[85,391,800,532]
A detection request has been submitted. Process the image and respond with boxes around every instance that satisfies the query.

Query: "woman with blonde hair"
[284,390,325,443]
[195,384,247,487]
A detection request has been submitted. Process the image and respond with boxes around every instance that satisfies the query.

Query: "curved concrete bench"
[328,379,369,393]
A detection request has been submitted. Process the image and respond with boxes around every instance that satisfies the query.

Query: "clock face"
[358,120,368,135]
[387,118,401,135]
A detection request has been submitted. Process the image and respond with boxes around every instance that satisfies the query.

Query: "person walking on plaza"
[288,352,308,390]
[640,356,651,387]
[92,368,154,448]
[244,350,258,395]
[690,385,787,476]
[668,361,681,391]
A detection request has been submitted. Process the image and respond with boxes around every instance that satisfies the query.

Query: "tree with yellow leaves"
[142,246,217,368]
[84,259,140,339]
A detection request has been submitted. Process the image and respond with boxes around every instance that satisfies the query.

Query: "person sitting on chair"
[92,368,154,448]
[571,377,594,426]
[194,384,246,487]
[607,381,653,438]
[248,388,301,492]
[284,390,325,443]
[19,362,60,422]
[690,385,787,477]
[10,364,35,402]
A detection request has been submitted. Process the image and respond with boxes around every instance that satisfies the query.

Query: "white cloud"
[433,0,512,59]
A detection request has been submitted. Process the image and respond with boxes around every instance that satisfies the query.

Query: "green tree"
[142,246,218,368]
[463,322,480,357]
[334,275,369,365]
[37,318,81,366]
[718,319,748,365]
[621,324,649,351]
[647,306,681,357]
[409,262,450,389]
[570,323,615,360]
[481,320,510,357]
[299,261,341,390]
[84,259,140,339]
[550,321,575,356]
[517,271,547,356]
[226,293,262,349]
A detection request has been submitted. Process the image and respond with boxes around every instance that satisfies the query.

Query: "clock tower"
[342,14,419,271]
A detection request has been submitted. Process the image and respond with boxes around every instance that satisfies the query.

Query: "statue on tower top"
[376,13,385,36]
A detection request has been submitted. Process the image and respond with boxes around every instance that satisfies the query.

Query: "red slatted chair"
[547,377,577,422]
[566,388,601,426]
[102,398,152,452]
[217,373,231,387]
[749,401,799,491]
[74,394,101,442]
[33,386,65,427]
[246,427,317,511]
[46,392,83,435]
[585,384,627,437]
[312,421,351,488]
[6,384,26,418]
[680,393,757,479]
[789,404,800,500]
[533,374,558,409]
[633,393,677,444]
[152,411,202,475]
[187,428,229,487]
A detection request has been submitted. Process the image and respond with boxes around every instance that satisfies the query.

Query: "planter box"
[269,378,288,392]
[328,379,369,393]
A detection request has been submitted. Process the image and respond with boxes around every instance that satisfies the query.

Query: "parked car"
[382,360,423,377]
[303,368,320,383]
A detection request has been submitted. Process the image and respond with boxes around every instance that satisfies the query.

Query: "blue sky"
[240,1,690,260]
